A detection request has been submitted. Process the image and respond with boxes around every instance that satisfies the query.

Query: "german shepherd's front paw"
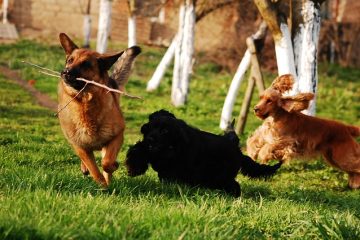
[102,161,119,174]
[80,162,90,176]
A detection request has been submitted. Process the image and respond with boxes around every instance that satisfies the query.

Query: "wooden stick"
[55,83,88,117]
[21,60,60,74]
[22,61,142,99]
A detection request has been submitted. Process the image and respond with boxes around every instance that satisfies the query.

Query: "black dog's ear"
[149,109,176,121]
[125,141,149,177]
[59,33,79,56]
[140,123,150,135]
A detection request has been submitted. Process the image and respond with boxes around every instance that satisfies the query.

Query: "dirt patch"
[0,65,57,111]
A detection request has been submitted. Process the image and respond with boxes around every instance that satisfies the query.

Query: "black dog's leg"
[125,141,149,177]
[222,180,241,197]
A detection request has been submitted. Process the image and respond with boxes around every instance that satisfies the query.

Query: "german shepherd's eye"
[67,57,74,64]
[81,60,92,69]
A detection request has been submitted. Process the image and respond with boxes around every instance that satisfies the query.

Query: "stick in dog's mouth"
[21,60,142,100]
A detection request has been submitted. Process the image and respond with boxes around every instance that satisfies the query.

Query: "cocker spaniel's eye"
[266,99,272,104]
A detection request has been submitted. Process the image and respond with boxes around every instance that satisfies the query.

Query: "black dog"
[125,110,281,197]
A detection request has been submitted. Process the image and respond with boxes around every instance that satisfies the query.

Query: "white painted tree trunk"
[83,15,91,47]
[2,0,8,24]
[220,21,267,130]
[158,4,165,24]
[293,0,321,115]
[128,14,136,47]
[179,1,195,103]
[220,50,251,130]
[275,23,298,94]
[171,1,196,107]
[171,4,186,106]
[147,35,178,91]
[96,0,112,54]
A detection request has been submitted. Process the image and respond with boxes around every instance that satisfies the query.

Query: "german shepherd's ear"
[97,52,124,72]
[59,33,79,56]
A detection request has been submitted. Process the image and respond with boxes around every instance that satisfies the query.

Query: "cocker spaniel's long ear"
[280,93,314,112]
[271,74,294,93]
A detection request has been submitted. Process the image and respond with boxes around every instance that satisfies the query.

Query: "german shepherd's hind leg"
[101,132,123,185]
[74,146,107,187]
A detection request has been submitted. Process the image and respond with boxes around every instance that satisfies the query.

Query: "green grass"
[0,40,359,239]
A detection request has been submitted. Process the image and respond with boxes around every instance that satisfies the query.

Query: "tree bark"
[96,0,112,54]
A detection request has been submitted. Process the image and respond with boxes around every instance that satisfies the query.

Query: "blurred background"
[2,0,360,71]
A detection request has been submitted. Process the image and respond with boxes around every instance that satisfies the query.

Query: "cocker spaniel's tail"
[239,155,282,179]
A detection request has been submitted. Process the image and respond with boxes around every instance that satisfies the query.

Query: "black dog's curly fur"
[125,110,281,197]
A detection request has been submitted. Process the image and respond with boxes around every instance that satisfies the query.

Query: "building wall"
[10,0,151,44]
[6,0,360,68]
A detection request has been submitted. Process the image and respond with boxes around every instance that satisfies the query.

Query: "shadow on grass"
[0,225,45,240]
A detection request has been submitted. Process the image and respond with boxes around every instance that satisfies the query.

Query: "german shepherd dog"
[58,33,140,187]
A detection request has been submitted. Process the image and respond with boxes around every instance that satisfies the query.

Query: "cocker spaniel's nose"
[254,106,260,113]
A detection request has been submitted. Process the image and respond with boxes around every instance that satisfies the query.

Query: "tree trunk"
[220,21,267,130]
[147,35,178,92]
[254,0,298,94]
[293,0,321,115]
[220,50,251,130]
[171,3,186,106]
[254,0,324,115]
[2,0,8,24]
[83,0,92,48]
[127,0,136,47]
[83,16,91,48]
[96,0,112,54]
[179,0,196,104]
[128,14,136,47]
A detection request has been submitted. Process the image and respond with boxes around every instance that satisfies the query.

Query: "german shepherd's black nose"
[61,67,86,90]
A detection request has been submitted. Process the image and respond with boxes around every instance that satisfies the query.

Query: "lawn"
[0,39,359,239]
